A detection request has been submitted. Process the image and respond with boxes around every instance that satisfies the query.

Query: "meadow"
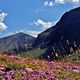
[0,54,80,80]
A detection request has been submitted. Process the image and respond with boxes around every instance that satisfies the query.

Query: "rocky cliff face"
[32,7,80,60]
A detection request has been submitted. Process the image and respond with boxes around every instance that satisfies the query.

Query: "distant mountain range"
[32,7,80,60]
[0,7,80,61]
[0,32,35,54]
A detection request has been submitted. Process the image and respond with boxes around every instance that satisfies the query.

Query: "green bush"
[20,48,45,59]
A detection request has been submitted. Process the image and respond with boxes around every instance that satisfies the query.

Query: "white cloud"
[0,11,8,31]
[55,0,65,4]
[4,32,14,36]
[44,1,54,7]
[55,0,80,4]
[15,30,24,34]
[0,22,7,31]
[0,32,14,38]
[0,29,41,38]
[34,19,57,29]
[0,12,7,22]
[44,0,80,7]
[26,30,41,37]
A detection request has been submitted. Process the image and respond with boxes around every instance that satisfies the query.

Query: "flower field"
[0,54,80,80]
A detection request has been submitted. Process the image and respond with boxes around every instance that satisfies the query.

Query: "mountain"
[32,7,80,60]
[0,32,35,54]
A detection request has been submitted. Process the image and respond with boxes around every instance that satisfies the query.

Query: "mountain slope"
[32,7,80,60]
[0,32,35,54]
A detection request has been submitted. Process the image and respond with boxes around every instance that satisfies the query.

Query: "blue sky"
[0,0,80,37]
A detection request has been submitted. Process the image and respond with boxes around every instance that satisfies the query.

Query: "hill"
[0,32,35,54]
[32,7,80,60]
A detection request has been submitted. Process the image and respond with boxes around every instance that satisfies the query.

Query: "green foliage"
[20,48,46,59]
[20,48,80,62]
[62,49,80,62]
[0,58,7,62]
[8,63,22,70]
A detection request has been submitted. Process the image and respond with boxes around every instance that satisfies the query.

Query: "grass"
[63,49,80,62]
[20,48,46,59]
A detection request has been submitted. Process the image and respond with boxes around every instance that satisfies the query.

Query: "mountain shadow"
[32,7,80,61]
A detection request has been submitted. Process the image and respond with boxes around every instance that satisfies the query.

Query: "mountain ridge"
[0,32,35,54]
[32,7,80,60]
